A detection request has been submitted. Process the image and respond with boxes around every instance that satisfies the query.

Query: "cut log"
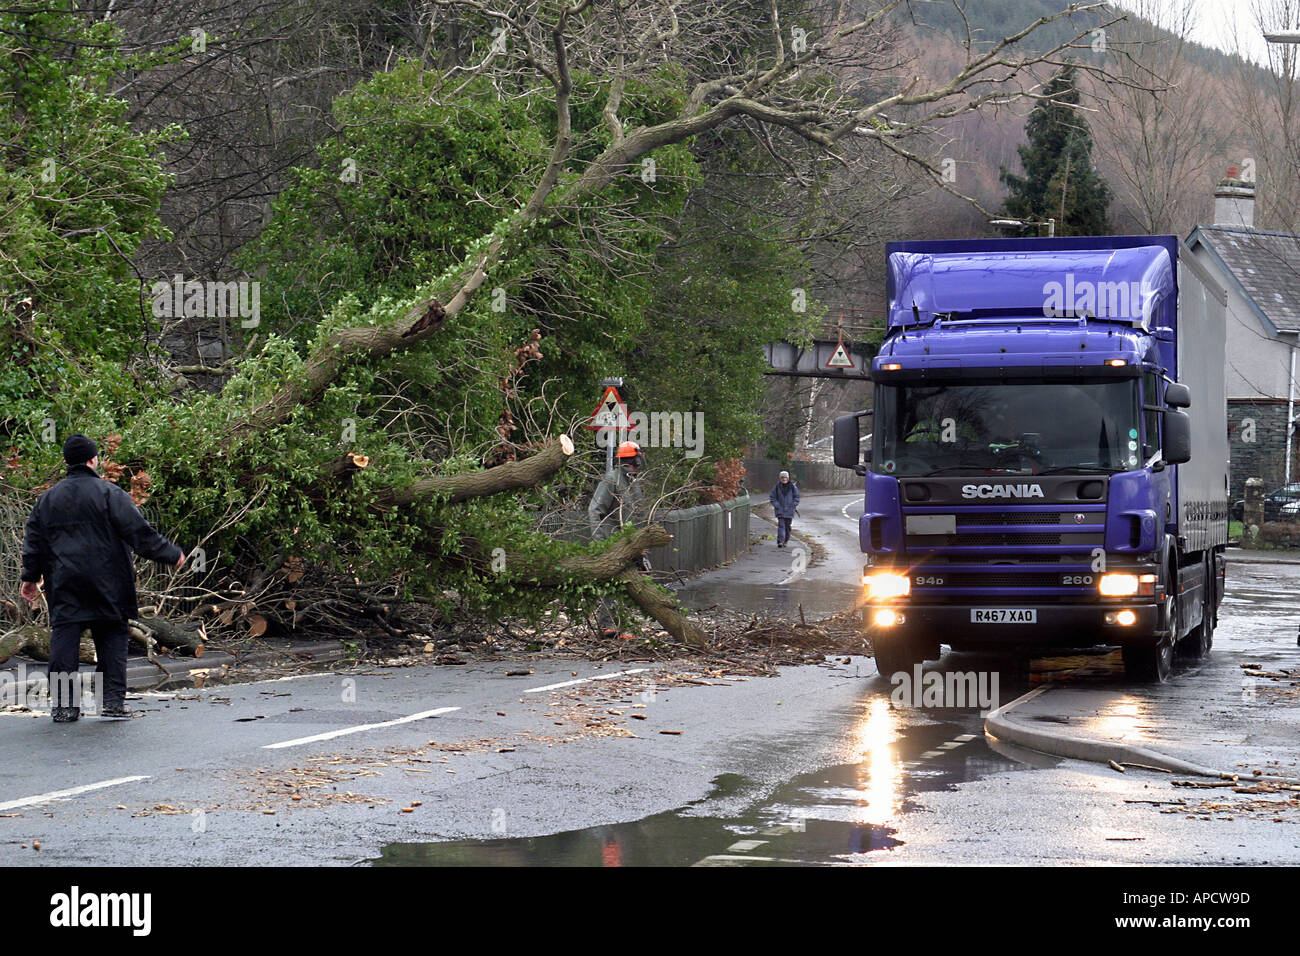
[0,625,96,665]
[129,617,206,657]
[374,434,574,508]
[322,451,371,482]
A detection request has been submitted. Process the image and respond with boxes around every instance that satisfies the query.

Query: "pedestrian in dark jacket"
[20,434,185,722]
[769,471,800,548]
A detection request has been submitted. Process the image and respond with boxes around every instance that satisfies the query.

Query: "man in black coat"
[20,435,185,722]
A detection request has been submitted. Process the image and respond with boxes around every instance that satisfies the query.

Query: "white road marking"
[0,775,151,812]
[727,839,768,852]
[954,733,977,742]
[240,672,335,687]
[523,668,649,694]
[986,684,1049,721]
[262,706,460,750]
[920,750,942,759]
[841,501,860,521]
[693,854,840,867]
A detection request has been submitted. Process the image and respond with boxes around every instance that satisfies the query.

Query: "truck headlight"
[1098,573,1139,596]
[863,572,910,600]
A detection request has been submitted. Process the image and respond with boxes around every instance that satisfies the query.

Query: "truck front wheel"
[1122,637,1173,682]
[871,631,927,677]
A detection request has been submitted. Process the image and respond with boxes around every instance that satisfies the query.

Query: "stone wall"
[1228,399,1297,500]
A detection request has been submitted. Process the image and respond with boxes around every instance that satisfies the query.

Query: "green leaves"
[0,5,176,437]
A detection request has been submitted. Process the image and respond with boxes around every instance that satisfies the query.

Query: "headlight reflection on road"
[1088,697,1149,741]
[854,697,902,825]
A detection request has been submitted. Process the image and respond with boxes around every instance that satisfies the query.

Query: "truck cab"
[834,235,1229,682]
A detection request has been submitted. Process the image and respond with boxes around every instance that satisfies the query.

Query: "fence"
[539,493,752,574]
[644,493,751,573]
[743,458,861,492]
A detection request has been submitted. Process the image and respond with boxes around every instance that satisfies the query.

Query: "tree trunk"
[130,617,206,657]
[488,525,706,646]
[375,434,574,508]
[619,568,708,647]
[495,525,671,582]
[0,625,97,665]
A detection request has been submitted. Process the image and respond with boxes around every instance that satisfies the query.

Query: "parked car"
[1231,482,1300,522]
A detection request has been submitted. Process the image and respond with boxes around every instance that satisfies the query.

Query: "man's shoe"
[52,707,80,723]
[100,704,135,719]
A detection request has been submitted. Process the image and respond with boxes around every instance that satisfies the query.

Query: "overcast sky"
[1110,0,1280,65]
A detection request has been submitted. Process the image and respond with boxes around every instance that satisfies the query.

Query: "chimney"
[1214,165,1255,229]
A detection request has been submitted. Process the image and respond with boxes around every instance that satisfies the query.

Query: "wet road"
[2,491,1297,865]
[674,491,864,619]
[373,503,1300,867]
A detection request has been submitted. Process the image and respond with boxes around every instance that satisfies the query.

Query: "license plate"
[970,608,1037,624]
[905,514,956,534]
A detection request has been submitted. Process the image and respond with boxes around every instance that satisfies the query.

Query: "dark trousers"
[49,619,129,711]
[776,516,792,545]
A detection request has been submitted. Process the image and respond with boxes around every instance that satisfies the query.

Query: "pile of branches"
[1,427,719,670]
[186,556,449,650]
[391,603,876,677]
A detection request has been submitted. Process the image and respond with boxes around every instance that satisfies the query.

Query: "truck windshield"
[874,380,1141,477]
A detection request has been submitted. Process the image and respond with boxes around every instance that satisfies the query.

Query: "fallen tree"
[488,525,706,647]
[0,625,96,667]
[0,617,205,667]
[2,2,1144,658]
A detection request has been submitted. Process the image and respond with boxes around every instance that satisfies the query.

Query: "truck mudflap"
[872,602,1162,647]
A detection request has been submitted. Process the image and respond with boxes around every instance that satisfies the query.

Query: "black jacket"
[21,465,182,626]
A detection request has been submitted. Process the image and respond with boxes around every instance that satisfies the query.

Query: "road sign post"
[588,377,628,476]
[825,335,855,370]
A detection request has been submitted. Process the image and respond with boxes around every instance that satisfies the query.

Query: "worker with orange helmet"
[587,438,647,638]
[588,440,645,539]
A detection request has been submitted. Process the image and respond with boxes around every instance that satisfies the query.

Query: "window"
[1143,371,1161,464]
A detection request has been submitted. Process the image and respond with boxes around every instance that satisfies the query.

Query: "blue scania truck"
[832,235,1229,682]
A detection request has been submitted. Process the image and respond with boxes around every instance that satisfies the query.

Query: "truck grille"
[912,572,1083,588]
[907,531,1103,547]
[957,512,1082,526]
[904,506,1105,552]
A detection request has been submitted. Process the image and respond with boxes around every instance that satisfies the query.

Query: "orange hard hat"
[616,441,641,459]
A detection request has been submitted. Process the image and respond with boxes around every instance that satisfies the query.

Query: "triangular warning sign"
[825,340,854,368]
[585,385,631,430]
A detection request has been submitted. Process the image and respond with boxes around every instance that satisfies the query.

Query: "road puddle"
[372,708,1036,866]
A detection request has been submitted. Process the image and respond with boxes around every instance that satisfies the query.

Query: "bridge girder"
[763,340,871,380]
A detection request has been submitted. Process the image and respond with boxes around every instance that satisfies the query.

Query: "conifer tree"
[1001,65,1112,236]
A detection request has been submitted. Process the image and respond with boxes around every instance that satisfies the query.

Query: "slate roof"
[1189,225,1300,334]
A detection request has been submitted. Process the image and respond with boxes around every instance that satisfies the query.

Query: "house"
[1184,168,1300,503]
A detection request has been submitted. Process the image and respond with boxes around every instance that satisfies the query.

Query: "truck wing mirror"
[1163,409,1192,464]
[1165,382,1191,408]
[834,412,870,472]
